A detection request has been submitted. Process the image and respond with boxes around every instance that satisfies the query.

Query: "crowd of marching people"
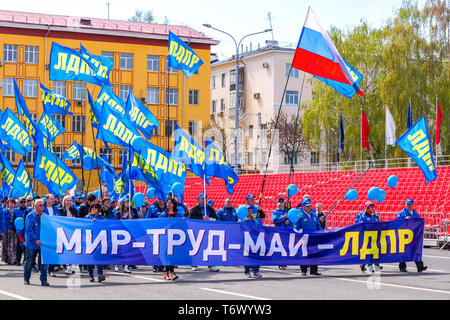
[0,190,427,286]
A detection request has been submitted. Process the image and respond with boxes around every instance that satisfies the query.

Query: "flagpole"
[80,119,86,194]
[89,88,103,198]
[435,95,438,167]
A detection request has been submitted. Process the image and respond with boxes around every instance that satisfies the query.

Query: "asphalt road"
[0,247,448,301]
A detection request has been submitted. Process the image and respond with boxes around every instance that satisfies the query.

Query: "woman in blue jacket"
[85,203,106,282]
[356,201,381,273]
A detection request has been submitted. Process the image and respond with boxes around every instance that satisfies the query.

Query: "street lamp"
[203,24,272,173]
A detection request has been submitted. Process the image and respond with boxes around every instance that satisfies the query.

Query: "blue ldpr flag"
[10,160,32,199]
[40,82,72,115]
[0,150,16,195]
[125,91,159,140]
[205,138,239,194]
[0,108,32,156]
[79,44,113,87]
[168,31,204,78]
[339,112,344,152]
[406,101,413,129]
[96,85,126,115]
[38,112,66,142]
[100,154,115,194]
[34,146,79,195]
[396,116,437,183]
[313,58,363,99]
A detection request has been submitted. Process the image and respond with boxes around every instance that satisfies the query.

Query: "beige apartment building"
[209,42,319,173]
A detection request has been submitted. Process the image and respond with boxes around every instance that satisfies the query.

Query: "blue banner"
[0,108,32,156]
[125,91,159,140]
[96,85,126,115]
[313,58,363,99]
[79,44,113,87]
[62,141,114,173]
[37,112,65,142]
[40,82,72,115]
[100,154,115,194]
[173,125,208,182]
[41,217,424,266]
[0,151,16,195]
[49,42,110,87]
[34,146,79,195]
[396,116,437,183]
[10,160,32,199]
[205,137,239,194]
[168,31,203,78]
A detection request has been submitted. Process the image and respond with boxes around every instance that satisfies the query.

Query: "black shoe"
[89,277,95,282]
[24,280,30,285]
[418,266,428,273]
[311,272,321,276]
[301,272,307,276]
[360,265,366,272]
[400,268,408,272]
[98,276,105,282]
[41,282,50,286]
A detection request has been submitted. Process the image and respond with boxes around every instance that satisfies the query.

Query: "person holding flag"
[84,202,106,283]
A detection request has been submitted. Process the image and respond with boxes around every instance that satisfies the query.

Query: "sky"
[1,0,415,59]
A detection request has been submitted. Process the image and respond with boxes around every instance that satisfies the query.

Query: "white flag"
[385,107,396,146]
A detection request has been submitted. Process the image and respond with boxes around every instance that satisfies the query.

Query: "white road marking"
[0,289,31,300]
[423,255,450,260]
[200,287,270,300]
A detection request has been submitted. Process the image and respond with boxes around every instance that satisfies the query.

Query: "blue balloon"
[387,175,398,188]
[376,189,387,203]
[14,217,24,231]
[131,136,148,153]
[236,206,249,221]
[146,187,156,199]
[287,208,301,224]
[368,187,380,201]
[345,189,358,201]
[171,182,184,197]
[132,192,146,208]
[286,184,298,197]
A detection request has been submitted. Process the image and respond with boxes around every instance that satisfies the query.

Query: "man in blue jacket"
[294,198,323,276]
[14,197,30,266]
[145,197,166,219]
[216,198,238,222]
[23,199,49,286]
[397,198,427,273]
[272,198,289,270]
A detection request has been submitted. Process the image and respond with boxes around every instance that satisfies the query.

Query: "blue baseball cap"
[208,200,215,206]
[246,194,255,201]
[406,198,414,204]
[197,193,207,200]
[302,198,311,207]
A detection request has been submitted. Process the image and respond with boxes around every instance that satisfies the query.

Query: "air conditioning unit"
[253,92,260,99]
[262,62,269,68]
[140,97,146,103]
[76,100,83,106]
[0,61,3,67]
[46,64,50,70]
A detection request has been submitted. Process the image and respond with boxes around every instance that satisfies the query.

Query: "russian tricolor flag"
[292,8,364,97]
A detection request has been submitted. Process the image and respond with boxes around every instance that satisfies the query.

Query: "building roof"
[0,10,218,45]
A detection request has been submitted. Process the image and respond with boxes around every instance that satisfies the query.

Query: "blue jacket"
[42,205,61,216]
[2,208,14,233]
[294,208,322,231]
[85,213,106,220]
[216,206,238,222]
[247,206,264,225]
[159,209,184,218]
[271,208,289,228]
[25,211,41,250]
[356,211,380,223]
[145,202,166,219]
[13,207,30,219]
[397,208,421,220]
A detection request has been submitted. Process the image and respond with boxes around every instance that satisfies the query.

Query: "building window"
[286,63,299,78]
[72,82,86,101]
[23,79,38,98]
[221,73,226,87]
[248,152,254,166]
[165,120,178,137]
[286,90,299,105]
[119,85,132,101]
[230,69,236,85]
[120,53,133,70]
[212,76,216,89]
[146,87,159,105]
[24,46,39,64]
[248,125,254,138]
[211,100,216,114]
[188,90,199,105]
[3,44,18,62]
[166,88,178,105]
[311,151,320,165]
[53,146,64,159]
[53,114,66,129]
[189,121,199,137]
[23,146,36,165]
[284,153,298,165]
[166,57,178,73]
[150,126,159,136]
[72,157,81,166]
[261,123,267,137]
[220,99,225,112]
[52,81,66,97]
[147,55,160,72]
[100,148,113,164]
[230,93,244,108]
[30,113,38,123]
[72,115,86,133]
[101,51,114,67]
[5,149,16,164]
[2,78,14,96]
[118,149,125,166]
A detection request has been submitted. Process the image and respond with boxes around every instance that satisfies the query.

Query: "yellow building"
[0,10,217,194]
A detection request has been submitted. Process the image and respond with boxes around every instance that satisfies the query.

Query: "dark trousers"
[16,241,24,264]
[300,265,318,274]
[165,266,175,273]
[87,265,104,278]
[399,261,424,271]
[24,249,47,283]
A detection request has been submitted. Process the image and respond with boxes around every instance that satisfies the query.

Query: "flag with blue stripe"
[125,91,159,140]
[0,108,32,156]
[38,112,65,142]
[0,151,16,196]
[40,82,72,115]
[168,31,203,78]
[10,160,32,199]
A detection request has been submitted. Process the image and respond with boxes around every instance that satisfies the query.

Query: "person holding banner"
[79,193,97,218]
[294,198,323,276]
[160,198,181,281]
[59,195,79,218]
[245,194,265,225]
[397,199,428,273]
[43,194,60,277]
[272,198,290,271]
[242,209,263,279]
[316,203,326,230]
[14,197,31,266]
[1,198,18,265]
[23,199,49,286]
[216,198,238,222]
[145,197,166,219]
[114,197,133,273]
[85,203,106,282]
